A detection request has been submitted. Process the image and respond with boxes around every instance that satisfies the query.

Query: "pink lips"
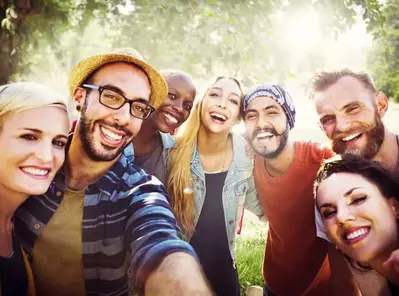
[20,166,51,179]
[343,226,370,245]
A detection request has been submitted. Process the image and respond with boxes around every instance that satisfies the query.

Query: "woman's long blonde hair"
[167,76,244,238]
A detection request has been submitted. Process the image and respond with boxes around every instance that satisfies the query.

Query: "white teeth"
[342,133,360,142]
[101,127,122,141]
[164,112,178,124]
[345,228,369,240]
[210,112,227,121]
[257,132,273,138]
[22,167,49,176]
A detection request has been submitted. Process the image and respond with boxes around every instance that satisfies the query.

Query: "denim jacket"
[160,132,175,173]
[189,132,265,266]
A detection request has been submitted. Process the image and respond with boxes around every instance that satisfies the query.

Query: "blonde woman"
[0,82,70,296]
[167,76,264,296]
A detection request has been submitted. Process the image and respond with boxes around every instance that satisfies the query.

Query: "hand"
[383,249,399,273]
[145,252,214,296]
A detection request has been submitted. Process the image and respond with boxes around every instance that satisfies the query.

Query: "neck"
[197,125,230,155]
[132,119,160,155]
[263,139,295,177]
[65,132,118,191]
[373,130,398,173]
[0,189,27,232]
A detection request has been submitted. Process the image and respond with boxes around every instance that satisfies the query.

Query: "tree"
[0,0,385,86]
[367,0,399,102]
[0,0,127,85]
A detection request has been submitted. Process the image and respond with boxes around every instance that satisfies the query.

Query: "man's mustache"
[332,124,374,142]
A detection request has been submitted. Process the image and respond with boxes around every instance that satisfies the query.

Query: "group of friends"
[0,46,398,296]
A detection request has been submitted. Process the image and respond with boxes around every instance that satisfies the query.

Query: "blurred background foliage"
[1,0,398,101]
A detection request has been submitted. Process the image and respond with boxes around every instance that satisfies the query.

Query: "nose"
[217,97,227,109]
[113,102,131,125]
[257,114,268,129]
[336,206,355,225]
[171,99,184,113]
[35,141,54,164]
[336,115,352,132]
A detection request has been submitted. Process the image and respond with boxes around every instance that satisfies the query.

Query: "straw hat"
[68,47,167,109]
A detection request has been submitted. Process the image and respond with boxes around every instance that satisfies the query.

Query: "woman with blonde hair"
[0,82,70,296]
[167,76,264,295]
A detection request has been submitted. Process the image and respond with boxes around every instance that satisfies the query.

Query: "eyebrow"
[101,84,148,101]
[19,128,68,139]
[344,187,362,197]
[340,101,361,111]
[245,109,257,114]
[101,84,126,96]
[210,87,240,98]
[19,128,43,133]
[168,88,181,96]
[264,105,280,111]
[245,105,279,114]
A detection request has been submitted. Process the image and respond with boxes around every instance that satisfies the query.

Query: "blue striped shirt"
[15,143,196,295]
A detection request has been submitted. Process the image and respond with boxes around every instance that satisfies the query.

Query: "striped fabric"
[14,144,196,296]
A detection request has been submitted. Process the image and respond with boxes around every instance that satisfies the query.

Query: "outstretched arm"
[145,252,213,295]
[125,174,212,295]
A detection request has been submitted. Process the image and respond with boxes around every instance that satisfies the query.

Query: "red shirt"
[254,141,333,296]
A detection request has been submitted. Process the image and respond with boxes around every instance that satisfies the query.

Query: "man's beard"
[79,101,133,162]
[250,122,289,159]
[331,113,385,159]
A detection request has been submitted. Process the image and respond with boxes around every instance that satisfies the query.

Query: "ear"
[374,91,389,118]
[72,87,86,110]
[317,120,324,132]
[388,198,399,219]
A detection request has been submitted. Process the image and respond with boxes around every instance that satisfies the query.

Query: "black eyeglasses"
[82,84,155,119]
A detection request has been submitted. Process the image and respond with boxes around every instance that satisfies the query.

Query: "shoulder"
[159,132,176,149]
[232,132,253,168]
[116,150,168,197]
[295,141,334,165]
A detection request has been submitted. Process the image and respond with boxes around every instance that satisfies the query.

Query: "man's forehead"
[91,63,151,98]
[314,79,373,113]
[92,63,148,82]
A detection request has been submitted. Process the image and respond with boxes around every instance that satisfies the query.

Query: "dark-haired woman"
[314,154,399,294]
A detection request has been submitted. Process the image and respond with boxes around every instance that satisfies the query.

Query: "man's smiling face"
[76,62,151,162]
[314,76,385,159]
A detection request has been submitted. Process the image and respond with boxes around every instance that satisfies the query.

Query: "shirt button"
[56,191,62,197]
[34,223,41,230]
[229,220,234,225]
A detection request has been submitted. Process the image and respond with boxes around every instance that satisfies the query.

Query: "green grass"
[236,221,268,295]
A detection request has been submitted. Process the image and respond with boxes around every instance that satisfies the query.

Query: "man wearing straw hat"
[15,48,212,296]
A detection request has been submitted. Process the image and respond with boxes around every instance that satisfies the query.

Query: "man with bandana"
[243,84,335,296]
[311,69,399,296]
